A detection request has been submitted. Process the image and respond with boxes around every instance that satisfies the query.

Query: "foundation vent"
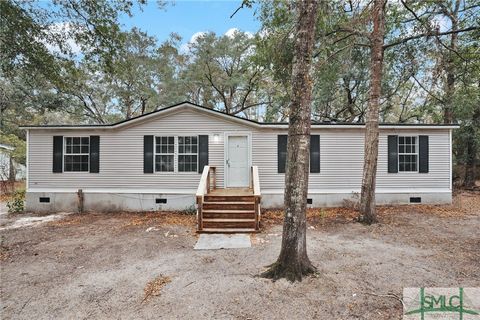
[39,197,50,203]
[156,198,167,204]
[410,197,421,203]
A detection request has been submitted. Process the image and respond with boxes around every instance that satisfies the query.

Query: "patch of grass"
[143,275,171,302]
[6,189,25,214]
[319,208,327,219]
[0,181,25,201]
[180,204,197,215]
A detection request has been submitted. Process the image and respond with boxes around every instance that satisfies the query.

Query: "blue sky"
[120,1,261,45]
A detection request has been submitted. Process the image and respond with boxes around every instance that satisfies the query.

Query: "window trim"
[177,136,199,173]
[153,135,199,174]
[154,136,175,173]
[63,136,90,172]
[398,135,418,173]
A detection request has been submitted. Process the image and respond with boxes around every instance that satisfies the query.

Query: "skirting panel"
[261,192,452,209]
[25,190,452,213]
[25,192,196,213]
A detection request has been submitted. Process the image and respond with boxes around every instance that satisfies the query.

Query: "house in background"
[21,102,458,232]
[0,143,26,182]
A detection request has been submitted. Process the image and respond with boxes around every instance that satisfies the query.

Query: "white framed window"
[64,137,89,172]
[178,136,198,172]
[398,136,418,172]
[155,136,175,172]
[153,136,199,173]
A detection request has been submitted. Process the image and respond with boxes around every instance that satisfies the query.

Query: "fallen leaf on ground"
[260,191,479,229]
[0,246,9,261]
[123,212,195,228]
[143,275,171,302]
[47,214,87,227]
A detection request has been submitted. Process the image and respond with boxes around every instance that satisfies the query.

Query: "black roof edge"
[20,100,460,128]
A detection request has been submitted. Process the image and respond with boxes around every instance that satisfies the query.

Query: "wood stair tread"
[203,201,255,205]
[203,209,255,213]
[205,195,254,198]
[203,218,255,222]
[199,228,258,233]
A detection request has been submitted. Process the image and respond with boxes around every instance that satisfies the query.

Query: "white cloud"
[179,31,207,54]
[190,31,207,44]
[225,28,253,39]
[179,29,254,54]
[179,42,190,54]
[43,22,83,56]
[225,27,239,38]
[257,28,269,39]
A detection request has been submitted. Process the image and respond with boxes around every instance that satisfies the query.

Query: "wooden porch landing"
[207,188,253,196]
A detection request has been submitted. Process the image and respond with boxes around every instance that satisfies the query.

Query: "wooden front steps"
[196,166,261,233]
[200,194,258,232]
[202,210,255,219]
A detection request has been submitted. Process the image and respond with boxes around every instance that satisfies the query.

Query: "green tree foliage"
[183,30,271,117]
[108,28,160,118]
[0,0,478,185]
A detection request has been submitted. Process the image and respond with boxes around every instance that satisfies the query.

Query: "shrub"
[181,204,197,215]
[6,189,25,214]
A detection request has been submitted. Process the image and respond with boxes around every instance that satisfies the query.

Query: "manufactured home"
[22,102,457,232]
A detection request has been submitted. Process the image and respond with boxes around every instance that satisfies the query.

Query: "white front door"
[226,135,249,187]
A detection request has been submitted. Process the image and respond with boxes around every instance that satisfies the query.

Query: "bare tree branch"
[383,26,479,49]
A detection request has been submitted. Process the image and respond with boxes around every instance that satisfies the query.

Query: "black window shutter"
[89,136,100,173]
[198,135,209,173]
[310,135,320,173]
[419,135,429,173]
[388,135,398,173]
[53,136,63,173]
[144,135,154,173]
[278,135,288,173]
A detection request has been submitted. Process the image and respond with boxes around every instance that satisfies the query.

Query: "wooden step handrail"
[251,166,261,230]
[196,166,216,231]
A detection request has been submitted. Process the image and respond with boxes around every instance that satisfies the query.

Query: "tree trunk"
[261,0,318,282]
[443,27,458,123]
[463,127,477,188]
[8,157,15,182]
[358,0,385,224]
[126,101,133,119]
[443,0,460,124]
[463,107,480,188]
[141,97,147,115]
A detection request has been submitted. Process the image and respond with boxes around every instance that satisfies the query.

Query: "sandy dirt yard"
[1,191,479,320]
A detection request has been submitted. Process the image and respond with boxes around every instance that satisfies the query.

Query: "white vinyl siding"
[252,129,450,192]
[28,109,249,190]
[27,108,452,194]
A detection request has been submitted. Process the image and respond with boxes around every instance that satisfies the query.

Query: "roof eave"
[18,101,460,130]
[20,124,461,130]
